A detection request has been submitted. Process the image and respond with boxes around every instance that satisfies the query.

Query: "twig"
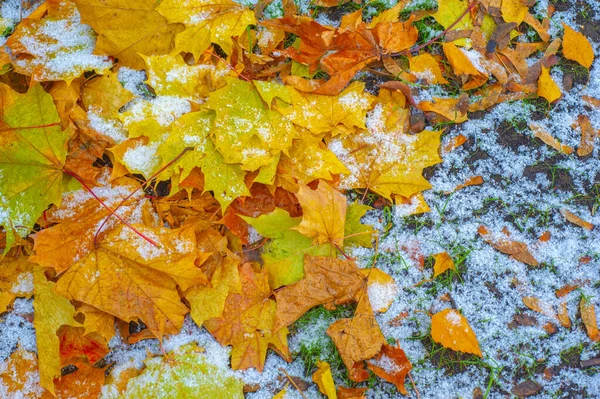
[278,368,308,399]
[408,371,421,399]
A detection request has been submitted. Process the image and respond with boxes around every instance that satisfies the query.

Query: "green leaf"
[0,83,69,250]
[243,208,333,289]
[344,202,375,249]
[120,343,244,399]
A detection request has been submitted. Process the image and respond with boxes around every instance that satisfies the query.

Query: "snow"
[121,141,160,177]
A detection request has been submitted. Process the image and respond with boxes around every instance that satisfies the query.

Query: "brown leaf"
[560,209,594,230]
[530,123,574,155]
[574,114,598,157]
[580,299,600,342]
[274,256,364,330]
[522,296,559,322]
[327,294,386,370]
[511,380,542,397]
[478,225,538,266]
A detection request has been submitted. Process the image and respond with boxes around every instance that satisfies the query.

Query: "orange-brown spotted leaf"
[53,224,202,340]
[562,24,594,68]
[478,225,538,266]
[580,299,600,342]
[537,66,561,103]
[431,309,482,357]
[58,325,109,369]
[204,263,290,371]
[367,344,412,395]
[418,97,469,123]
[530,123,574,155]
[294,181,347,247]
[338,387,368,399]
[574,114,598,157]
[312,361,337,399]
[432,251,456,278]
[274,256,364,330]
[327,293,386,371]
[522,296,559,322]
[560,209,594,230]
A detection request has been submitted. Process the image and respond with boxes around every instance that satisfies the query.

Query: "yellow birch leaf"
[313,361,338,399]
[432,251,456,278]
[294,180,347,247]
[431,309,482,357]
[562,23,595,69]
[522,296,559,322]
[33,268,79,396]
[537,66,561,103]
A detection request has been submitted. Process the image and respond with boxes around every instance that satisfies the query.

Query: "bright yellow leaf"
[562,23,595,69]
[431,309,482,357]
[537,66,561,103]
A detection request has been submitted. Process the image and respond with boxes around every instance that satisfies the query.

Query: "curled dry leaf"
[580,299,600,342]
[557,302,572,329]
[478,225,538,266]
[560,209,594,230]
[431,309,482,357]
[574,114,598,157]
[529,123,574,155]
[522,296,559,322]
[442,133,468,153]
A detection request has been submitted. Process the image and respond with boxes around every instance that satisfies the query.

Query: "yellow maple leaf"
[294,180,347,247]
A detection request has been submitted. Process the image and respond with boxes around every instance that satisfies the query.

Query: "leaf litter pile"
[0,0,599,397]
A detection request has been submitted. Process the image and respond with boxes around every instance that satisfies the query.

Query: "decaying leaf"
[530,123,574,155]
[478,225,538,266]
[580,299,600,342]
[522,296,559,322]
[431,309,482,357]
[560,209,594,230]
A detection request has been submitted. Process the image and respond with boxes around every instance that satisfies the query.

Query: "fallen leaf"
[54,366,106,399]
[410,53,449,84]
[337,387,368,399]
[478,225,538,266]
[574,114,597,157]
[562,23,594,68]
[274,256,364,330]
[557,302,571,328]
[522,296,558,322]
[431,308,482,357]
[530,123,574,155]
[511,380,542,397]
[560,209,594,230]
[360,268,398,313]
[580,298,600,342]
[367,344,412,394]
[432,251,457,277]
[449,175,484,193]
[0,348,53,399]
[294,181,347,247]
[537,66,561,103]
[312,361,337,399]
[327,294,386,371]
[443,134,468,153]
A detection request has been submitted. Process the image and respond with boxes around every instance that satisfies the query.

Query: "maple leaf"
[72,0,183,69]
[0,348,53,399]
[76,303,116,345]
[0,83,69,251]
[205,78,298,172]
[33,267,80,395]
[204,263,290,371]
[242,208,333,289]
[331,95,442,199]
[6,0,112,84]
[120,343,244,398]
[276,82,375,137]
[274,255,365,329]
[359,268,397,313]
[57,325,109,369]
[0,255,34,313]
[294,180,347,248]
[54,224,205,340]
[430,309,482,357]
[157,0,255,59]
[30,177,155,273]
[327,293,387,371]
